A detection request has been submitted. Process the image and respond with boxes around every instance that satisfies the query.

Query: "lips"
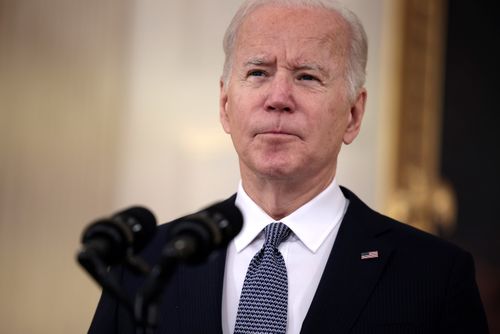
[264,130,292,135]
[255,129,301,140]
[251,119,303,139]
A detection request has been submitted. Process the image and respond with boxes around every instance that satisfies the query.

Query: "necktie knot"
[264,222,291,248]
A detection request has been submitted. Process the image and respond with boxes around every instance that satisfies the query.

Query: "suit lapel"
[174,196,236,334]
[301,188,394,334]
[175,248,227,334]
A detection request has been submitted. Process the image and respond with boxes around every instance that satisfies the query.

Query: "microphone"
[164,201,243,263]
[134,201,243,330]
[78,206,157,266]
[77,206,157,314]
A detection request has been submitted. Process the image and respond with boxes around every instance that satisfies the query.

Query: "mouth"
[256,130,301,140]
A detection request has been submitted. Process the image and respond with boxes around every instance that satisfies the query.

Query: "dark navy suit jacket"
[88,188,488,333]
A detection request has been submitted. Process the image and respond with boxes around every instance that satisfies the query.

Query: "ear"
[343,88,367,144]
[219,78,231,134]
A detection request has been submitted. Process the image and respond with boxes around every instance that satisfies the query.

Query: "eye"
[247,70,267,77]
[297,74,319,81]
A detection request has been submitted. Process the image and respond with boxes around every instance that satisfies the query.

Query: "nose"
[264,74,295,113]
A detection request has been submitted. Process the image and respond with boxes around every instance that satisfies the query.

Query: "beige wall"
[0,0,131,332]
[0,1,393,332]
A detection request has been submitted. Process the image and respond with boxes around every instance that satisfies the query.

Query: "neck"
[241,170,335,220]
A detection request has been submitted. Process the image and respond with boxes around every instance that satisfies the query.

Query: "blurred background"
[0,0,498,333]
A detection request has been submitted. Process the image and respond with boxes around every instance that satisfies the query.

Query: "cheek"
[227,96,258,132]
[225,107,250,148]
[314,108,348,145]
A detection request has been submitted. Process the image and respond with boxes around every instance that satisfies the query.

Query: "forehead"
[233,5,350,65]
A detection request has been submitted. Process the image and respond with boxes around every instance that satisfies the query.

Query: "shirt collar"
[234,179,347,253]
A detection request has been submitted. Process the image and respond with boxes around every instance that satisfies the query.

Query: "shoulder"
[338,187,488,332]
[340,186,472,268]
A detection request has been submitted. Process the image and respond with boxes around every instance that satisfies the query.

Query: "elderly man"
[89,0,488,333]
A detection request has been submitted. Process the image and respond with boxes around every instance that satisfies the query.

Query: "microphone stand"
[77,249,134,316]
[78,237,197,334]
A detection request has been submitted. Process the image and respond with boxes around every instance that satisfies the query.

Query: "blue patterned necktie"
[234,222,292,334]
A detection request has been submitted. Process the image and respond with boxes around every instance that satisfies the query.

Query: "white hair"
[222,0,368,100]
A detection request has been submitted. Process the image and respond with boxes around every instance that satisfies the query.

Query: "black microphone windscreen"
[112,206,157,252]
[81,206,157,265]
[166,201,243,263]
[202,201,243,245]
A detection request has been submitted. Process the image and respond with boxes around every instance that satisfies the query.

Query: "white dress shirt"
[222,179,349,334]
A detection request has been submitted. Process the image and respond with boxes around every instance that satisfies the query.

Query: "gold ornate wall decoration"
[386,0,456,235]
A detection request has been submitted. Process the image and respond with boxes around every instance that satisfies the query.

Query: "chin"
[254,160,302,180]
[243,150,306,179]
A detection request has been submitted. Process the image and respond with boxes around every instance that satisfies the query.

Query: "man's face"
[220,5,366,183]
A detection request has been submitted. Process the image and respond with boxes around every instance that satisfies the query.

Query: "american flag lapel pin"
[361,251,379,260]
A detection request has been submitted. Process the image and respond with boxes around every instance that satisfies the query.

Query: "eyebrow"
[243,56,273,67]
[242,57,331,78]
[292,63,330,79]
[295,63,325,72]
